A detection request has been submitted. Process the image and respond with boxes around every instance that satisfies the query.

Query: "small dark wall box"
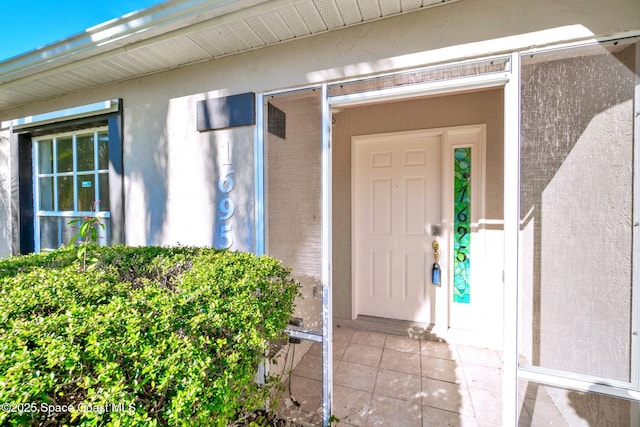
[197,92,255,131]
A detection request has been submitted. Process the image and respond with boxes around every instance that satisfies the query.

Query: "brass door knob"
[432,241,439,263]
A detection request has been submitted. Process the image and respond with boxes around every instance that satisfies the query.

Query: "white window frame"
[32,126,111,252]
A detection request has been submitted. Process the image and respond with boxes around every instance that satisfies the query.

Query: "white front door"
[352,126,485,331]
[352,130,442,324]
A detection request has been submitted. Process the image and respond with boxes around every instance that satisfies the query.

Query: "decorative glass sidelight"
[453,147,471,303]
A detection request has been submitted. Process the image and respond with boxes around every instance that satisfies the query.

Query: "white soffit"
[0,0,460,112]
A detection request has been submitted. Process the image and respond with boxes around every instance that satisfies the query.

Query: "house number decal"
[453,147,471,304]
[218,140,235,249]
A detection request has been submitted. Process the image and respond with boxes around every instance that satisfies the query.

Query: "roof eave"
[0,0,268,84]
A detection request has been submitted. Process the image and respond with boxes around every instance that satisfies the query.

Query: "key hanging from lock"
[431,240,441,285]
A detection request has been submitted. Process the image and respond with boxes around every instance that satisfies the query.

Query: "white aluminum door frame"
[502,51,520,426]
[330,63,515,425]
[255,85,332,425]
[256,67,514,425]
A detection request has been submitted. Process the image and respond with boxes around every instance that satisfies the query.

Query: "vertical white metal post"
[32,141,41,252]
[321,83,333,426]
[631,44,640,426]
[502,51,520,426]
[254,93,265,256]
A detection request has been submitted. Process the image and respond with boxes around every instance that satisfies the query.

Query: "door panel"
[353,131,441,323]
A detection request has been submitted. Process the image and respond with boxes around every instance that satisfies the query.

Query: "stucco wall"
[331,90,504,343]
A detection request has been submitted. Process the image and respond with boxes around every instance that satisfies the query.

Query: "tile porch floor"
[278,323,567,426]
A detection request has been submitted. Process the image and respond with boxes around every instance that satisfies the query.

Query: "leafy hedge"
[0,246,299,426]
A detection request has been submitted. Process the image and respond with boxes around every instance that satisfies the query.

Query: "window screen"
[518,42,636,383]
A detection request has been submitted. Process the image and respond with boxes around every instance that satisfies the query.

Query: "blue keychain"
[431,240,441,285]
[432,262,441,285]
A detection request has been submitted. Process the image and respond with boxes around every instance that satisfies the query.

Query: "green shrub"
[0,246,299,426]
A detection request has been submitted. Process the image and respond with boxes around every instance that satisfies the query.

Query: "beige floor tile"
[308,340,348,361]
[287,375,322,413]
[293,354,323,381]
[381,348,421,375]
[343,343,383,367]
[333,384,372,426]
[421,340,458,361]
[518,380,537,402]
[422,377,474,417]
[422,405,479,427]
[457,345,502,369]
[334,326,356,342]
[333,339,348,360]
[518,400,531,427]
[462,363,502,392]
[385,334,421,353]
[523,391,569,426]
[468,388,501,425]
[366,395,422,427]
[476,421,502,427]
[277,329,575,426]
[374,368,422,402]
[351,330,387,347]
[517,408,533,427]
[422,355,462,384]
[335,360,378,392]
[307,342,322,357]
[277,405,319,426]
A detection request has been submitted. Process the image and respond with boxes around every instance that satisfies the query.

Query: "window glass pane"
[62,217,80,247]
[38,139,53,174]
[57,137,73,172]
[98,218,111,246]
[39,217,60,250]
[38,177,54,211]
[76,133,95,171]
[77,175,95,212]
[63,216,111,247]
[98,131,109,170]
[518,43,635,382]
[58,176,74,211]
[98,173,110,211]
